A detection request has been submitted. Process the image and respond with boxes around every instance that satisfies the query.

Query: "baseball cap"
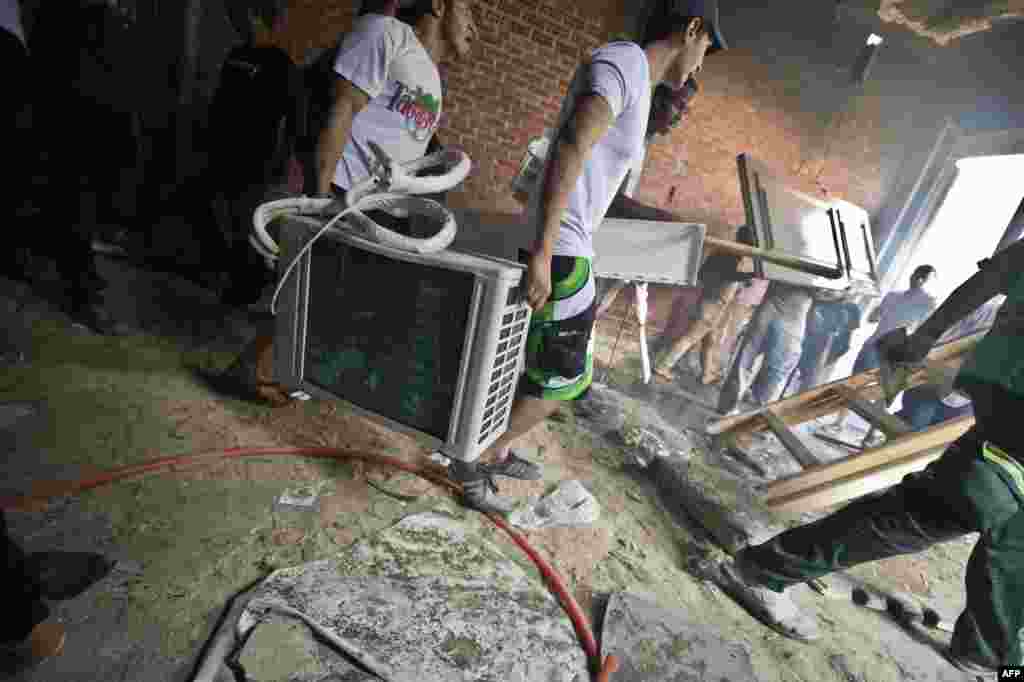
[661,0,728,53]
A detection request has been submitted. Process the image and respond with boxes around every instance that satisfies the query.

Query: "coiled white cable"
[249,148,471,315]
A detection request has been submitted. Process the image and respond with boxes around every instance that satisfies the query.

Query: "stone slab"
[225,512,589,682]
[601,591,758,681]
[648,456,783,554]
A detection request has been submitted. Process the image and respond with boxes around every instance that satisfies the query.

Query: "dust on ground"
[4,308,979,681]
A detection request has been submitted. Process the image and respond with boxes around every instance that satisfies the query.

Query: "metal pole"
[703,236,846,280]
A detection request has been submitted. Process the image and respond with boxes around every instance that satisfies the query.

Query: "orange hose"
[0,446,614,680]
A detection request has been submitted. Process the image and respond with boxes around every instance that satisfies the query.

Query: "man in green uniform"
[718,237,1024,675]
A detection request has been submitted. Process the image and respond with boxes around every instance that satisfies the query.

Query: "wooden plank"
[765,446,948,513]
[761,409,822,468]
[763,415,973,503]
[706,331,984,437]
[832,385,913,438]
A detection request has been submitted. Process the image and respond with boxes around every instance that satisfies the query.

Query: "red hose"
[0,446,616,680]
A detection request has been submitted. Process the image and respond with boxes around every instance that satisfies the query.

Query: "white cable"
[265,193,456,316]
[250,148,471,315]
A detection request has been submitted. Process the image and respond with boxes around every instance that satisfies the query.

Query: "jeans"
[740,427,1024,667]
[853,340,881,374]
[718,307,804,412]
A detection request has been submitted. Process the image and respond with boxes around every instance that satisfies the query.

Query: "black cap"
[664,0,728,53]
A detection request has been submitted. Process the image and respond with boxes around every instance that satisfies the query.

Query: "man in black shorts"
[451,0,729,512]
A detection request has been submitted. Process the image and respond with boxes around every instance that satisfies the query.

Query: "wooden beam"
[832,385,913,438]
[765,446,948,514]
[763,415,973,503]
[706,331,984,438]
[761,409,823,468]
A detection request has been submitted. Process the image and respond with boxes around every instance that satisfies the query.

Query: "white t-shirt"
[332,14,442,191]
[865,287,938,346]
[530,42,652,259]
[1,0,26,48]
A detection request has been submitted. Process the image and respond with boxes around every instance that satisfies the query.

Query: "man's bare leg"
[450,394,562,512]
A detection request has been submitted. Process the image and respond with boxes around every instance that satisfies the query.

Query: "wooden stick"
[761,409,823,468]
[703,236,845,279]
[765,444,951,513]
[763,415,973,504]
[832,385,912,438]
[706,331,985,437]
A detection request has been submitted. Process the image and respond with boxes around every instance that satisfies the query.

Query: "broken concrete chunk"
[215,512,588,682]
[508,479,600,530]
[601,591,757,681]
[648,456,784,554]
[238,616,326,682]
[573,383,627,435]
[275,482,327,512]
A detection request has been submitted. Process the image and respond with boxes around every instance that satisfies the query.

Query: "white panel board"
[831,199,881,294]
[591,219,706,285]
[449,209,706,285]
[738,154,848,291]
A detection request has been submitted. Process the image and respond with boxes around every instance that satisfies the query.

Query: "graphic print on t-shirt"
[389,83,440,142]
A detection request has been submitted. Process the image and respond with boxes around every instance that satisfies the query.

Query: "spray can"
[512,129,552,202]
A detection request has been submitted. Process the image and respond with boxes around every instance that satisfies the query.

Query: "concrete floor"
[0,260,248,681]
[0,253,986,682]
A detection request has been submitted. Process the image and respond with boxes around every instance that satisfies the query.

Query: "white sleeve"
[334,17,401,100]
[584,58,630,119]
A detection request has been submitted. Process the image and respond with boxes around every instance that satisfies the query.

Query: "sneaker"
[944,648,999,679]
[653,365,678,383]
[715,554,821,642]
[448,459,517,514]
[479,451,542,481]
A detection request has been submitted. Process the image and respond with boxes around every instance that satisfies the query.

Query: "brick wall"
[442,0,631,212]
[270,1,885,340]
[273,1,883,236]
[277,0,359,64]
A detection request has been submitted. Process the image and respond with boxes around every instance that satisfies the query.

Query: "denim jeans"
[853,340,881,374]
[718,307,804,412]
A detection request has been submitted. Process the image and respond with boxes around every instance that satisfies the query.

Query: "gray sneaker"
[479,451,542,480]
[448,459,517,514]
[715,554,821,642]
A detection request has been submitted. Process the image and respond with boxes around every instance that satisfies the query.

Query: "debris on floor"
[601,591,757,681]
[508,479,600,530]
[195,512,588,682]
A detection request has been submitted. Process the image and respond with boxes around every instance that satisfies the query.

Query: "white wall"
[824,154,1024,388]
[905,154,1024,303]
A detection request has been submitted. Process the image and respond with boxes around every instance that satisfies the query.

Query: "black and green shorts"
[519,252,596,402]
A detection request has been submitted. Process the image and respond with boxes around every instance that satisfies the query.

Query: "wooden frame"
[706,330,987,513]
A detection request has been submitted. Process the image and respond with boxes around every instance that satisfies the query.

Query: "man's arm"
[534,94,614,256]
[315,78,370,196]
[914,239,1024,343]
[523,93,613,310]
